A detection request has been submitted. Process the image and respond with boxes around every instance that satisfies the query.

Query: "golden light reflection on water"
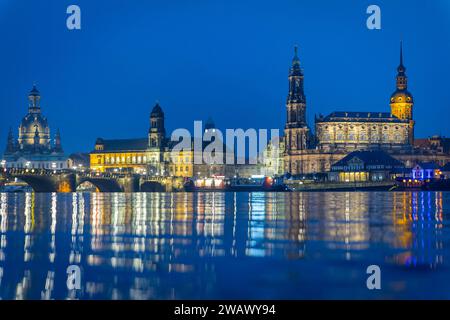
[0,191,448,299]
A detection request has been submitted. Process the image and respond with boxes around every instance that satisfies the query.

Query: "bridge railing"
[2,168,181,181]
[2,168,66,176]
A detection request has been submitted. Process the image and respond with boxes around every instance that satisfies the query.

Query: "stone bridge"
[1,169,185,193]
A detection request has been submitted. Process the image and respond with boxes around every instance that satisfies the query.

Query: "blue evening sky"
[0,0,449,153]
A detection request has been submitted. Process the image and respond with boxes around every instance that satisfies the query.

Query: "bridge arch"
[76,178,123,193]
[76,180,100,192]
[12,175,60,192]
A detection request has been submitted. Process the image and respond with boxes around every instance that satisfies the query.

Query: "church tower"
[390,42,414,145]
[148,102,166,149]
[284,46,310,153]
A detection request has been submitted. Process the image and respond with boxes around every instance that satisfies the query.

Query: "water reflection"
[0,191,448,299]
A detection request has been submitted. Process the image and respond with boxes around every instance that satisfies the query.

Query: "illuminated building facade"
[90,138,149,173]
[90,102,167,174]
[328,150,405,182]
[315,43,413,153]
[190,119,236,178]
[284,43,450,175]
[2,85,67,170]
[315,111,411,153]
[168,147,194,178]
[262,137,285,177]
[411,162,441,180]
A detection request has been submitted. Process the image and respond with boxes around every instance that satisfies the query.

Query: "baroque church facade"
[3,85,67,170]
[284,44,450,175]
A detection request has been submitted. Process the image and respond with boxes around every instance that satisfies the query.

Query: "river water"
[0,191,448,300]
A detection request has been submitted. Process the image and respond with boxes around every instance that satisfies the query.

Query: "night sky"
[0,0,449,154]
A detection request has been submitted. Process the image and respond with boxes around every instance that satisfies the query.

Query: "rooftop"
[94,138,148,152]
[331,150,405,171]
[317,111,406,123]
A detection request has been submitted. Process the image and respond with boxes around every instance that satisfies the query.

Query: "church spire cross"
[292,45,300,68]
[400,41,404,67]
[397,41,406,74]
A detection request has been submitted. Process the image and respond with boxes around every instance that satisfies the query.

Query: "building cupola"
[389,41,415,145]
[28,84,41,113]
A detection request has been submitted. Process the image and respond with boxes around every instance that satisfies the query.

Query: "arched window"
[348,132,355,141]
[360,133,367,141]
[290,110,296,123]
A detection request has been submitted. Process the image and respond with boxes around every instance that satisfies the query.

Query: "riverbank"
[285,180,395,192]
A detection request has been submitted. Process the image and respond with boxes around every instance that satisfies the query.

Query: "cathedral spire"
[285,46,310,157]
[290,45,302,76]
[287,45,305,105]
[292,45,300,65]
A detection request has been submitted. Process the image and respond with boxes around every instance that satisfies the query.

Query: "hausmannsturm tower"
[390,41,414,145]
[284,46,311,173]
